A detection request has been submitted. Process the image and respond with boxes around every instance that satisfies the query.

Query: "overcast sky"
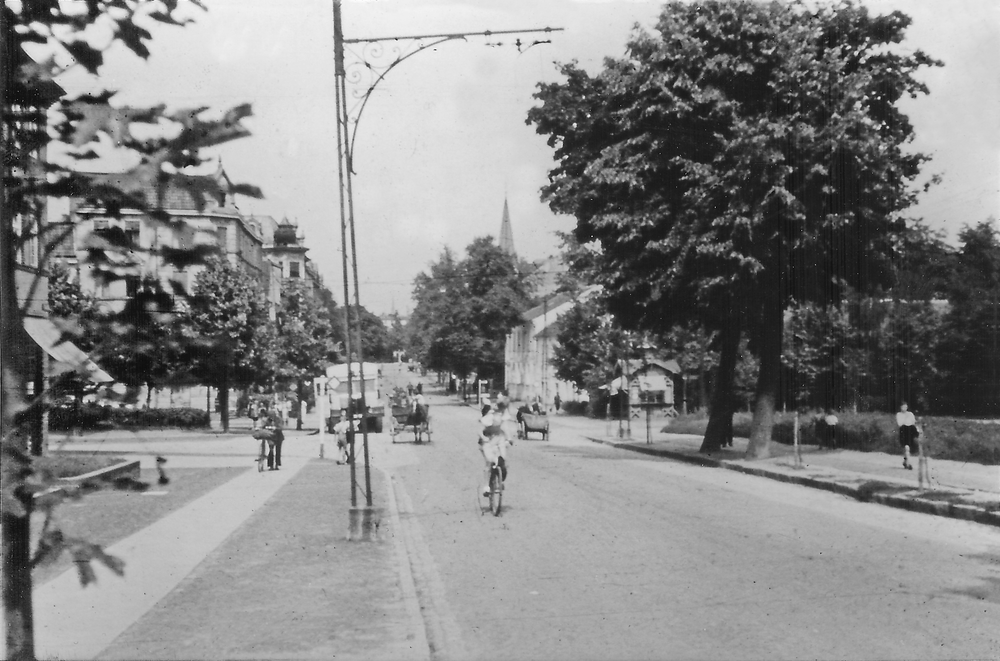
[59,0,1000,314]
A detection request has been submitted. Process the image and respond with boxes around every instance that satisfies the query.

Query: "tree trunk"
[746,284,784,459]
[1,7,38,655]
[220,364,230,433]
[701,324,740,453]
[296,379,304,431]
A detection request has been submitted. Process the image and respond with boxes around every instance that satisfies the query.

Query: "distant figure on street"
[821,410,838,448]
[263,411,284,470]
[554,393,562,412]
[896,402,918,470]
[297,398,307,431]
[280,399,291,428]
[333,415,351,464]
[249,399,260,431]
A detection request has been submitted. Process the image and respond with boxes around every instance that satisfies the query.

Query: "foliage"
[108,407,210,429]
[47,262,100,341]
[188,257,275,385]
[665,410,1000,465]
[2,2,258,652]
[934,221,1000,415]
[338,304,393,363]
[551,296,638,394]
[528,0,939,457]
[273,279,337,385]
[47,402,113,431]
[410,237,532,382]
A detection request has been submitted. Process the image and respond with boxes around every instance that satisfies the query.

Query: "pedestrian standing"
[896,402,918,470]
[297,398,307,431]
[249,398,260,431]
[266,410,284,470]
[823,409,839,448]
[280,398,291,428]
[554,393,562,412]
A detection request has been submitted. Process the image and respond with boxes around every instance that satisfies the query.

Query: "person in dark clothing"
[264,412,284,470]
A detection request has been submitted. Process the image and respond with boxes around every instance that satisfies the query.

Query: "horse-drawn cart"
[518,411,549,441]
[391,403,431,443]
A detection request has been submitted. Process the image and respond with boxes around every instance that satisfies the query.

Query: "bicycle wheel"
[489,466,503,516]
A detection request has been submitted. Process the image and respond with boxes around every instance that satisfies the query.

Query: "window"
[289,261,300,278]
[216,226,228,252]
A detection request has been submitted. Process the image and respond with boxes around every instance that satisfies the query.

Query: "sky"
[56,0,1000,315]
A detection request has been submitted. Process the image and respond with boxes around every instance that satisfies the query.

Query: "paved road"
[389,396,1000,660]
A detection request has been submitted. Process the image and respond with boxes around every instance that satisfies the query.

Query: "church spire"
[499,198,515,256]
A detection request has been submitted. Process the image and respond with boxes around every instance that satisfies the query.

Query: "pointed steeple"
[499,198,516,256]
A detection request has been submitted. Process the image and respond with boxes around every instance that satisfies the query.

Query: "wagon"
[518,411,549,441]
[391,403,431,443]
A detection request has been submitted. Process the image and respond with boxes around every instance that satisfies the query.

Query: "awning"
[22,317,115,383]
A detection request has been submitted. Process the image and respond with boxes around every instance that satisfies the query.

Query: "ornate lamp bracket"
[340,26,562,170]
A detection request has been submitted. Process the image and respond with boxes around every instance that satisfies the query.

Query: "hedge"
[663,411,1000,465]
[49,405,210,431]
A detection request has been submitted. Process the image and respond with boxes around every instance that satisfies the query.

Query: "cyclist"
[479,401,512,498]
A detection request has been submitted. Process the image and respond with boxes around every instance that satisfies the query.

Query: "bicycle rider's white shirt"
[479,412,510,465]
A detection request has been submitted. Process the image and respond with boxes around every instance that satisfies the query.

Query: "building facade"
[504,289,596,409]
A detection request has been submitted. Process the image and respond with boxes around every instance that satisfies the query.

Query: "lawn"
[661,411,1000,465]
[33,453,130,478]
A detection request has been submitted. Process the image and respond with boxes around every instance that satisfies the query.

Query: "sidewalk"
[22,421,428,660]
[550,413,1000,528]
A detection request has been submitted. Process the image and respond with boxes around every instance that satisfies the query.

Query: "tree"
[528,0,939,457]
[410,238,533,389]
[552,296,635,398]
[94,275,195,405]
[188,257,274,432]
[935,221,1000,415]
[3,2,259,656]
[340,304,392,363]
[273,279,337,428]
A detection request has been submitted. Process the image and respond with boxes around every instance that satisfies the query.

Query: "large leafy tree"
[337,304,392,363]
[528,0,939,457]
[410,238,532,388]
[408,246,461,369]
[935,221,1000,415]
[188,257,274,432]
[273,279,337,427]
[2,2,259,656]
[552,296,637,397]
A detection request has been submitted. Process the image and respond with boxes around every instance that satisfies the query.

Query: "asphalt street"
[387,396,1000,660]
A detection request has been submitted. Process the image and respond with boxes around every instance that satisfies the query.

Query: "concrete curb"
[63,459,141,484]
[586,436,1000,528]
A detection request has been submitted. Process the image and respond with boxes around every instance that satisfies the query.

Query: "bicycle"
[256,438,268,473]
[487,456,505,517]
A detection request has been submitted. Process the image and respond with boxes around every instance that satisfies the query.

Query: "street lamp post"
[330,0,562,537]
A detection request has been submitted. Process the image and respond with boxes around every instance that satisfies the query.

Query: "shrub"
[662,410,1000,465]
[48,403,113,431]
[109,407,210,429]
[561,401,589,416]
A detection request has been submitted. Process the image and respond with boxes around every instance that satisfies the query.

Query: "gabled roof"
[520,285,601,323]
[521,291,575,322]
[635,358,681,374]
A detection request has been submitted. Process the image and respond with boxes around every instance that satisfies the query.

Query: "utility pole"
[331,0,562,540]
